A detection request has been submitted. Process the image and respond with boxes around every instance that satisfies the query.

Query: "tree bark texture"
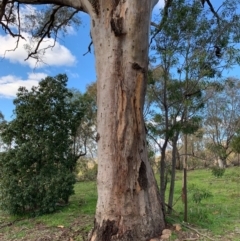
[90,1,164,240]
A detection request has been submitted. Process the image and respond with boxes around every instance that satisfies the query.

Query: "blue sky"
[0,0,237,121]
[0,1,164,120]
[0,9,96,120]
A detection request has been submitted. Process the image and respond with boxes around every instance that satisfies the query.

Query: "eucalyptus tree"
[1,1,165,239]
[70,83,97,159]
[148,0,240,214]
[1,0,239,240]
[205,78,240,168]
[146,69,203,214]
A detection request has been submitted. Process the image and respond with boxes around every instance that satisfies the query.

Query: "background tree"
[0,74,84,215]
[204,78,240,168]
[146,68,203,214]
[70,83,98,181]
[70,82,97,159]
[148,0,240,215]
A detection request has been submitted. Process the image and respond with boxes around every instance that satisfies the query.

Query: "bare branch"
[0,0,9,22]
[149,0,173,46]
[181,223,215,241]
[0,2,27,59]
[15,0,92,14]
[205,0,221,25]
[83,40,93,56]
[24,5,63,60]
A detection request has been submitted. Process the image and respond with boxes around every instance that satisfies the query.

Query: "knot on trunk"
[131,62,145,73]
[111,17,125,36]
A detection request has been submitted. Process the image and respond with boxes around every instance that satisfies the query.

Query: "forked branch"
[205,0,220,25]
[25,5,63,60]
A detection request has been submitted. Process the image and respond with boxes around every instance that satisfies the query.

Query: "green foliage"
[206,143,229,165]
[211,166,225,178]
[205,79,240,165]
[188,206,214,225]
[189,184,213,203]
[0,74,84,215]
[76,158,98,182]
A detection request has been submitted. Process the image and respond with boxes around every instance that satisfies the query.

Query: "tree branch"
[181,222,215,241]
[15,0,91,13]
[83,33,93,56]
[205,0,220,26]
[149,0,173,46]
[0,0,8,22]
[24,5,63,60]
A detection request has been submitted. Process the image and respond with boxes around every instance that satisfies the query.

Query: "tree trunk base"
[89,218,162,241]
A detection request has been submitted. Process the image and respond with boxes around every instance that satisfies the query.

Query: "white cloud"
[27,72,48,80]
[0,72,47,98]
[0,5,76,69]
[0,33,76,68]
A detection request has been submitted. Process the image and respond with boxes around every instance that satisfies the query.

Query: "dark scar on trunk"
[131,62,145,73]
[88,0,100,15]
[98,219,119,241]
[110,17,125,36]
[113,0,121,8]
[138,161,148,190]
[96,133,100,142]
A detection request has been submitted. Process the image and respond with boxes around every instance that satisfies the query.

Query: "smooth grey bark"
[3,0,165,240]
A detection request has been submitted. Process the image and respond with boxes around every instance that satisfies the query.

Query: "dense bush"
[0,74,84,215]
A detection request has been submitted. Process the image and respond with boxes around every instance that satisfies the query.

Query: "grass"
[0,181,97,240]
[164,167,240,239]
[0,167,240,240]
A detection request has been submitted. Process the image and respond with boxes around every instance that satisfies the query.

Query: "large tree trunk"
[89,1,164,240]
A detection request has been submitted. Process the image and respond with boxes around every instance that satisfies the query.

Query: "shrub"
[211,166,225,178]
[0,75,83,215]
[189,184,213,204]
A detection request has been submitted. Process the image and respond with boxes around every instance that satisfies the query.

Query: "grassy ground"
[0,182,97,241]
[164,167,240,240]
[0,168,240,240]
